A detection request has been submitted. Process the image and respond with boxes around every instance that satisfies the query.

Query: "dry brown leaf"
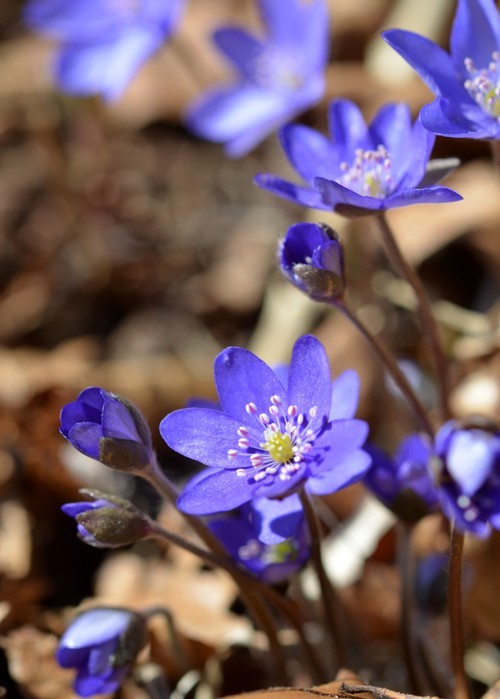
[94,553,253,650]
[2,626,80,699]
[220,680,345,699]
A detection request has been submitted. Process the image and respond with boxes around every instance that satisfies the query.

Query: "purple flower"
[209,495,310,583]
[161,334,371,515]
[56,607,147,696]
[254,99,462,216]
[60,387,153,472]
[363,437,439,521]
[185,0,328,157]
[433,418,500,536]
[383,0,500,139]
[280,222,345,301]
[62,490,153,548]
[23,0,184,100]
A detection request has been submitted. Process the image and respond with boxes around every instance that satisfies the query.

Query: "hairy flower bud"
[62,490,153,549]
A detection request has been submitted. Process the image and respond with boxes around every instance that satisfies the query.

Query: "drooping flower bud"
[56,607,148,697]
[60,387,153,473]
[62,489,153,548]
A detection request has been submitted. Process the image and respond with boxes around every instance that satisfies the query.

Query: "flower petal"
[368,103,412,167]
[258,0,328,68]
[56,28,162,100]
[68,423,103,459]
[312,419,370,475]
[314,177,383,214]
[450,0,500,75]
[328,99,371,157]
[177,468,255,514]
[254,173,330,209]
[279,123,340,184]
[382,29,468,100]
[420,98,500,139]
[59,609,132,650]
[446,431,498,496]
[252,495,303,544]
[329,370,360,420]
[384,185,463,209]
[287,335,332,420]
[23,0,120,40]
[307,449,371,495]
[212,27,265,78]
[214,347,287,422]
[395,117,435,190]
[60,387,103,438]
[160,408,251,470]
[101,395,142,442]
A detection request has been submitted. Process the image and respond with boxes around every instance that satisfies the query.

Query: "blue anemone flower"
[433,418,500,536]
[185,0,329,157]
[209,495,311,584]
[160,334,371,515]
[254,99,462,216]
[60,387,153,472]
[23,0,184,100]
[56,607,147,697]
[383,0,500,139]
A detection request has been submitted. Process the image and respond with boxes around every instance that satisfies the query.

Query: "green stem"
[333,299,434,437]
[448,526,470,699]
[299,490,348,668]
[375,213,451,422]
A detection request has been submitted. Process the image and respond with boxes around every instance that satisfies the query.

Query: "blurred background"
[0,0,499,697]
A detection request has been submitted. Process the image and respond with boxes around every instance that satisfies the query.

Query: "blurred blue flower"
[280,222,345,301]
[161,334,371,515]
[56,607,147,696]
[383,0,500,139]
[433,418,500,536]
[185,0,329,157]
[60,387,153,472]
[363,436,439,521]
[209,495,310,583]
[23,0,184,100]
[255,99,462,216]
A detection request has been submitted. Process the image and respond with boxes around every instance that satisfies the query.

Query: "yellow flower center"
[262,431,294,464]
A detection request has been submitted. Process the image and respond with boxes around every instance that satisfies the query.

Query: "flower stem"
[491,140,500,172]
[448,525,470,699]
[375,213,450,422]
[149,520,290,684]
[299,490,349,669]
[333,299,434,437]
[397,522,426,694]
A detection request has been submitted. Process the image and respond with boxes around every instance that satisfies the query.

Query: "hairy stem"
[333,299,434,437]
[448,526,470,699]
[375,213,450,421]
[299,490,349,668]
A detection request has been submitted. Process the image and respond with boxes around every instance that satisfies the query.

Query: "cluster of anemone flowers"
[29,0,500,696]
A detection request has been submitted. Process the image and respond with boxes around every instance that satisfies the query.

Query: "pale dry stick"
[375,213,451,422]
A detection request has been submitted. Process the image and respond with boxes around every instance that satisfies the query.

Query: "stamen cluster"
[228,395,320,485]
[339,146,393,198]
[464,52,500,119]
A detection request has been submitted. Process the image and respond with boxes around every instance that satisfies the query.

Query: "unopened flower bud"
[279,222,346,302]
[62,490,153,548]
[60,387,153,473]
